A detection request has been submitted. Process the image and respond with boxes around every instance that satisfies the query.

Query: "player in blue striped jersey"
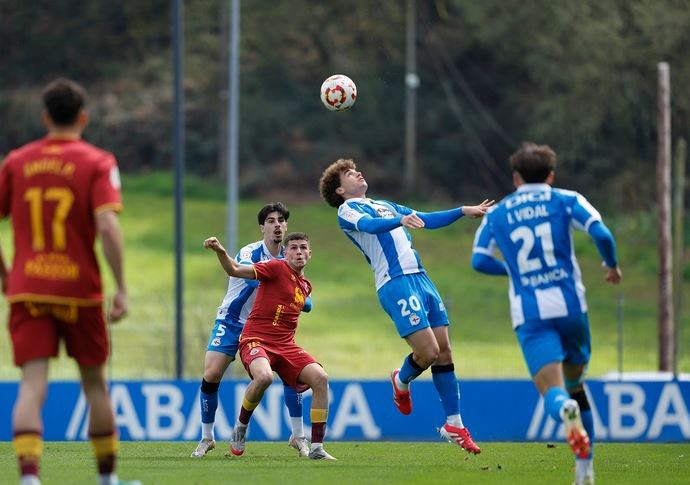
[472,142,621,485]
[319,159,493,454]
[191,203,313,458]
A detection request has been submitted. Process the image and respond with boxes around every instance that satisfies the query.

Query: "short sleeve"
[338,202,365,230]
[252,258,280,281]
[568,192,602,232]
[236,244,256,264]
[92,153,123,214]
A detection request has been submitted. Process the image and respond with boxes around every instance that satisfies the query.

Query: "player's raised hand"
[462,199,495,218]
[401,212,425,229]
[603,264,622,284]
[204,236,226,254]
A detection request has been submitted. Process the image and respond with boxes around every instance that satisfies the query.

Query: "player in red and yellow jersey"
[0,78,139,485]
[204,232,336,461]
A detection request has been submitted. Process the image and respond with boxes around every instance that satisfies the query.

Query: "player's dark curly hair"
[257,202,290,225]
[42,78,87,126]
[509,142,557,183]
[319,158,357,208]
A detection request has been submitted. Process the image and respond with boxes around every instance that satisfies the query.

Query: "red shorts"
[9,301,108,367]
[239,339,319,393]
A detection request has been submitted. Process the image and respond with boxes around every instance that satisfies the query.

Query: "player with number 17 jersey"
[0,136,122,305]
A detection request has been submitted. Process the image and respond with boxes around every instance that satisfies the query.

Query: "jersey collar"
[516,183,551,192]
[261,240,284,259]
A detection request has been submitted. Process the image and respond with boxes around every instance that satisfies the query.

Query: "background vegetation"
[1,0,689,207]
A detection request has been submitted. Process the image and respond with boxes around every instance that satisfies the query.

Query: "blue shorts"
[206,318,244,359]
[377,272,449,338]
[515,313,591,376]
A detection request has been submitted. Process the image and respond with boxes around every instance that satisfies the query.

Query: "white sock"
[446,414,464,428]
[98,473,117,485]
[576,458,594,481]
[290,417,304,438]
[235,422,247,430]
[395,373,409,391]
[310,442,323,452]
[201,422,214,440]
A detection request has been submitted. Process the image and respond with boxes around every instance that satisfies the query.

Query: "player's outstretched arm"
[588,221,622,285]
[461,199,495,218]
[204,237,256,279]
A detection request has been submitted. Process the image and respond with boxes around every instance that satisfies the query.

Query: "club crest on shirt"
[376,207,395,218]
[293,286,305,306]
[409,313,420,325]
[250,348,260,356]
[211,337,221,346]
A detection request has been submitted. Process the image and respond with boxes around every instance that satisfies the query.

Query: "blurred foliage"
[0,0,688,209]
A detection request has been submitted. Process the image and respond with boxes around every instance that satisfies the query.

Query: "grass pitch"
[0,441,688,485]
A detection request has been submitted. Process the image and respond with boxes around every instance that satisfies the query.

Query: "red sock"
[311,422,326,444]
[90,431,118,475]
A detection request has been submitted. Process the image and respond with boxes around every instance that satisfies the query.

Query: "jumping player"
[472,142,621,485]
[191,203,311,458]
[204,232,336,460]
[0,78,139,485]
[319,159,493,454]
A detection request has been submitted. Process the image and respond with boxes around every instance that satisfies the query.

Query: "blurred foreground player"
[472,142,622,485]
[0,78,140,485]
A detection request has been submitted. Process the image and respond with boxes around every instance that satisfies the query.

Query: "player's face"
[337,168,367,198]
[284,239,311,271]
[261,211,288,244]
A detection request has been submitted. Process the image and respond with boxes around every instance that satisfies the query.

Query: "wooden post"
[672,138,686,375]
[657,62,674,372]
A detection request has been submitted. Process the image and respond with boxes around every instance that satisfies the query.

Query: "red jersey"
[240,259,312,346]
[0,136,122,305]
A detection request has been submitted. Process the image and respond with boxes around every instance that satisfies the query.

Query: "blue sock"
[283,383,302,417]
[544,387,569,422]
[431,364,460,416]
[398,353,424,384]
[200,379,220,424]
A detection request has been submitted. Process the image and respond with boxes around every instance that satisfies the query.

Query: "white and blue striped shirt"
[215,240,284,322]
[338,198,425,290]
[472,184,603,328]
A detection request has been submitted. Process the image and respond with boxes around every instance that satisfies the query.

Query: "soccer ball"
[320,74,357,111]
